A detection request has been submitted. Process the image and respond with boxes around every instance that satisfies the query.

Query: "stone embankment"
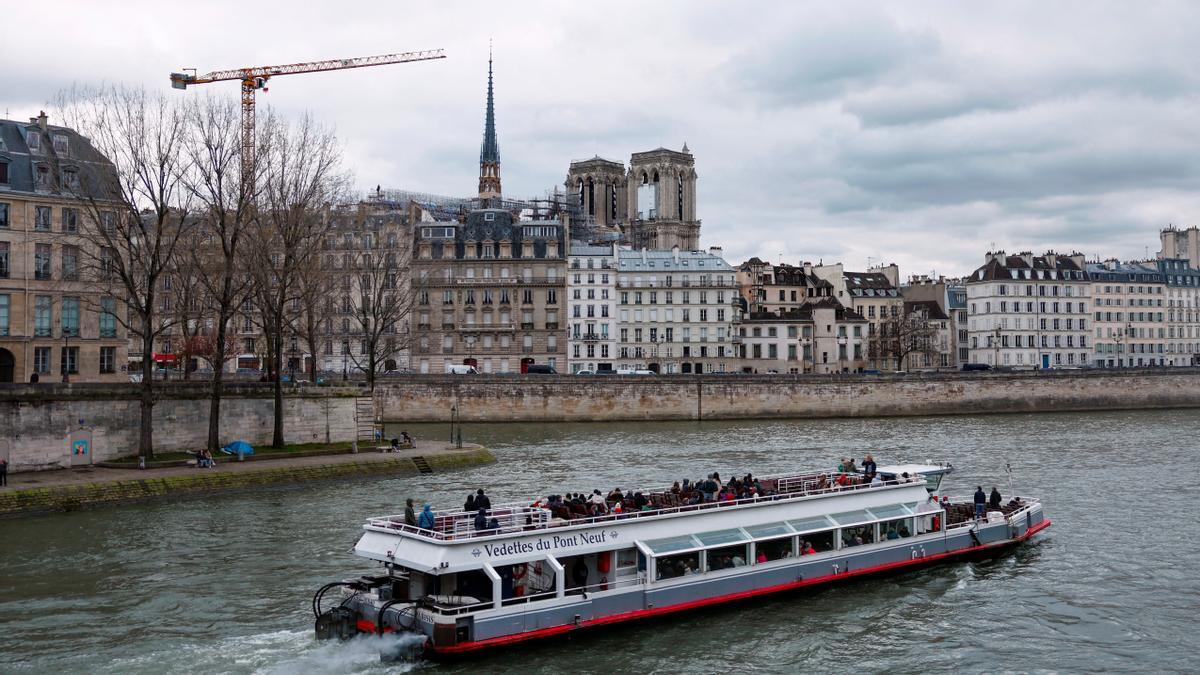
[0,442,494,517]
[375,368,1200,423]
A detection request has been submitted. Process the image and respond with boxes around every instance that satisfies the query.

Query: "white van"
[446,365,479,375]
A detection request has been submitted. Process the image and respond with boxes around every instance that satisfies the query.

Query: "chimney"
[672,244,680,263]
[1045,252,1058,268]
[803,261,813,275]
[708,246,723,260]
[36,110,48,131]
[641,247,647,263]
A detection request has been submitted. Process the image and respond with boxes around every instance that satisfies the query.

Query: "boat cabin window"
[695,528,750,547]
[452,569,494,602]
[496,561,555,601]
[656,552,700,580]
[745,522,792,539]
[757,537,793,562]
[881,518,915,540]
[705,544,750,571]
[842,525,876,547]
[922,472,946,492]
[830,509,872,527]
[789,515,836,534]
[616,547,639,571]
[645,534,701,554]
[798,530,835,553]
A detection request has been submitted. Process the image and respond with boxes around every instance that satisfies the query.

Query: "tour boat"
[312,463,1049,658]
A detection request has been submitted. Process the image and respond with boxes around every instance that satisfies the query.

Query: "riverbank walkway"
[5,441,483,490]
[0,441,496,516]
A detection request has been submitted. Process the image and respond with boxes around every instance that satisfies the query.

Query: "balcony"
[520,322,535,330]
[417,323,431,330]
[545,323,559,330]
[442,348,454,354]
[579,333,603,342]
[441,323,455,331]
[460,323,515,332]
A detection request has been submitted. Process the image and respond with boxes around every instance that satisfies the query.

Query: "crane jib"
[180,49,446,85]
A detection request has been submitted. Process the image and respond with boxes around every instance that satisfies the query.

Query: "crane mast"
[170,49,445,181]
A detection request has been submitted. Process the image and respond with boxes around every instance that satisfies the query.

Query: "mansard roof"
[903,300,950,321]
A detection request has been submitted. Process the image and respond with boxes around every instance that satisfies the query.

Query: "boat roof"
[875,463,952,476]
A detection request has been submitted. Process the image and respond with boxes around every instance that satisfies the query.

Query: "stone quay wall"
[374,369,1200,423]
[0,446,495,517]
[0,383,361,472]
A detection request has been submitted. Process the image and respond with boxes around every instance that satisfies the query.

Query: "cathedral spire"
[478,45,502,200]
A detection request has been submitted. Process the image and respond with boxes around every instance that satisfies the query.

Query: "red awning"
[152,353,178,364]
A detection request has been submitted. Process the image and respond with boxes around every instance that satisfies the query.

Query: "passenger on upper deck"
[974,486,987,518]
[464,494,476,513]
[862,454,877,477]
[475,489,492,511]
[417,504,435,530]
[474,508,488,531]
[404,498,417,527]
[989,487,1003,510]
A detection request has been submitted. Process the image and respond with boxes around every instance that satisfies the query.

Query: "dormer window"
[26,131,41,151]
[0,161,8,185]
[62,167,80,189]
[484,212,495,221]
[35,164,50,187]
[53,135,69,156]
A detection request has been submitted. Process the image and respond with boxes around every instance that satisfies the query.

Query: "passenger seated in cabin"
[899,524,911,537]
[731,553,747,567]
[990,487,1003,510]
[757,550,768,564]
[801,541,817,555]
[886,526,900,540]
[417,504,436,530]
[474,508,488,531]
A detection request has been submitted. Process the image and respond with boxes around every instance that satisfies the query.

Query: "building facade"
[1087,261,1166,367]
[411,208,565,374]
[1155,257,1200,366]
[566,242,617,373]
[966,251,1092,369]
[614,247,735,374]
[735,258,836,314]
[0,114,127,383]
[1158,226,1200,269]
[811,263,905,370]
[736,301,868,374]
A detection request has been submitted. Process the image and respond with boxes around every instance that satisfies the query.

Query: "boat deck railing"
[365,470,927,541]
[941,495,1041,530]
[423,575,648,616]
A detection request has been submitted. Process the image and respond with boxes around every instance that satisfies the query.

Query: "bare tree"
[60,86,193,459]
[292,252,336,382]
[181,95,260,452]
[872,306,941,370]
[163,243,205,380]
[349,241,414,388]
[246,113,348,447]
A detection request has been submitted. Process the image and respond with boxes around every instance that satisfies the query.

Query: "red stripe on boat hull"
[407,519,1051,655]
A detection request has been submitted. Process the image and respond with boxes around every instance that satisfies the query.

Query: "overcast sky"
[4,1,1199,277]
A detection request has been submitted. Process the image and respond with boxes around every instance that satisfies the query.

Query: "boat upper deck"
[365,467,946,543]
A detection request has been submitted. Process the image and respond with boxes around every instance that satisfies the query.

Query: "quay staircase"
[354,394,380,445]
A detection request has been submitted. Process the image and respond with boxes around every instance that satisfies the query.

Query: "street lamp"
[62,328,73,383]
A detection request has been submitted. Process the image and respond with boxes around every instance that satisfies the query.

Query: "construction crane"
[170,49,445,176]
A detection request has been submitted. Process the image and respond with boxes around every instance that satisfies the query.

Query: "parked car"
[632,369,656,375]
[961,363,992,372]
[574,369,595,375]
[446,365,479,375]
[525,364,557,374]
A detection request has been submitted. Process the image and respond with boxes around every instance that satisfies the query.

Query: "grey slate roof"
[0,117,117,199]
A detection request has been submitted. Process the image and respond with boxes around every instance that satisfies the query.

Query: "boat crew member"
[974,486,987,518]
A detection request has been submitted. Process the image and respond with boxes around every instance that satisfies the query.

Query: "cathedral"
[566,145,701,251]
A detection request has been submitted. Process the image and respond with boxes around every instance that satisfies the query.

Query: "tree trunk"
[272,331,284,448]
[207,319,229,452]
[139,330,155,459]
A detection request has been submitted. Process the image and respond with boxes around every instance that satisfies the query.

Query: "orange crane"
[170,49,445,174]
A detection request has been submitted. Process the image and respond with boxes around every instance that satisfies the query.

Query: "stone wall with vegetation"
[0,446,495,516]
[375,369,1200,423]
[0,383,361,471]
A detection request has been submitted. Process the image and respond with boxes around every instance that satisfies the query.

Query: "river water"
[2,410,1198,673]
